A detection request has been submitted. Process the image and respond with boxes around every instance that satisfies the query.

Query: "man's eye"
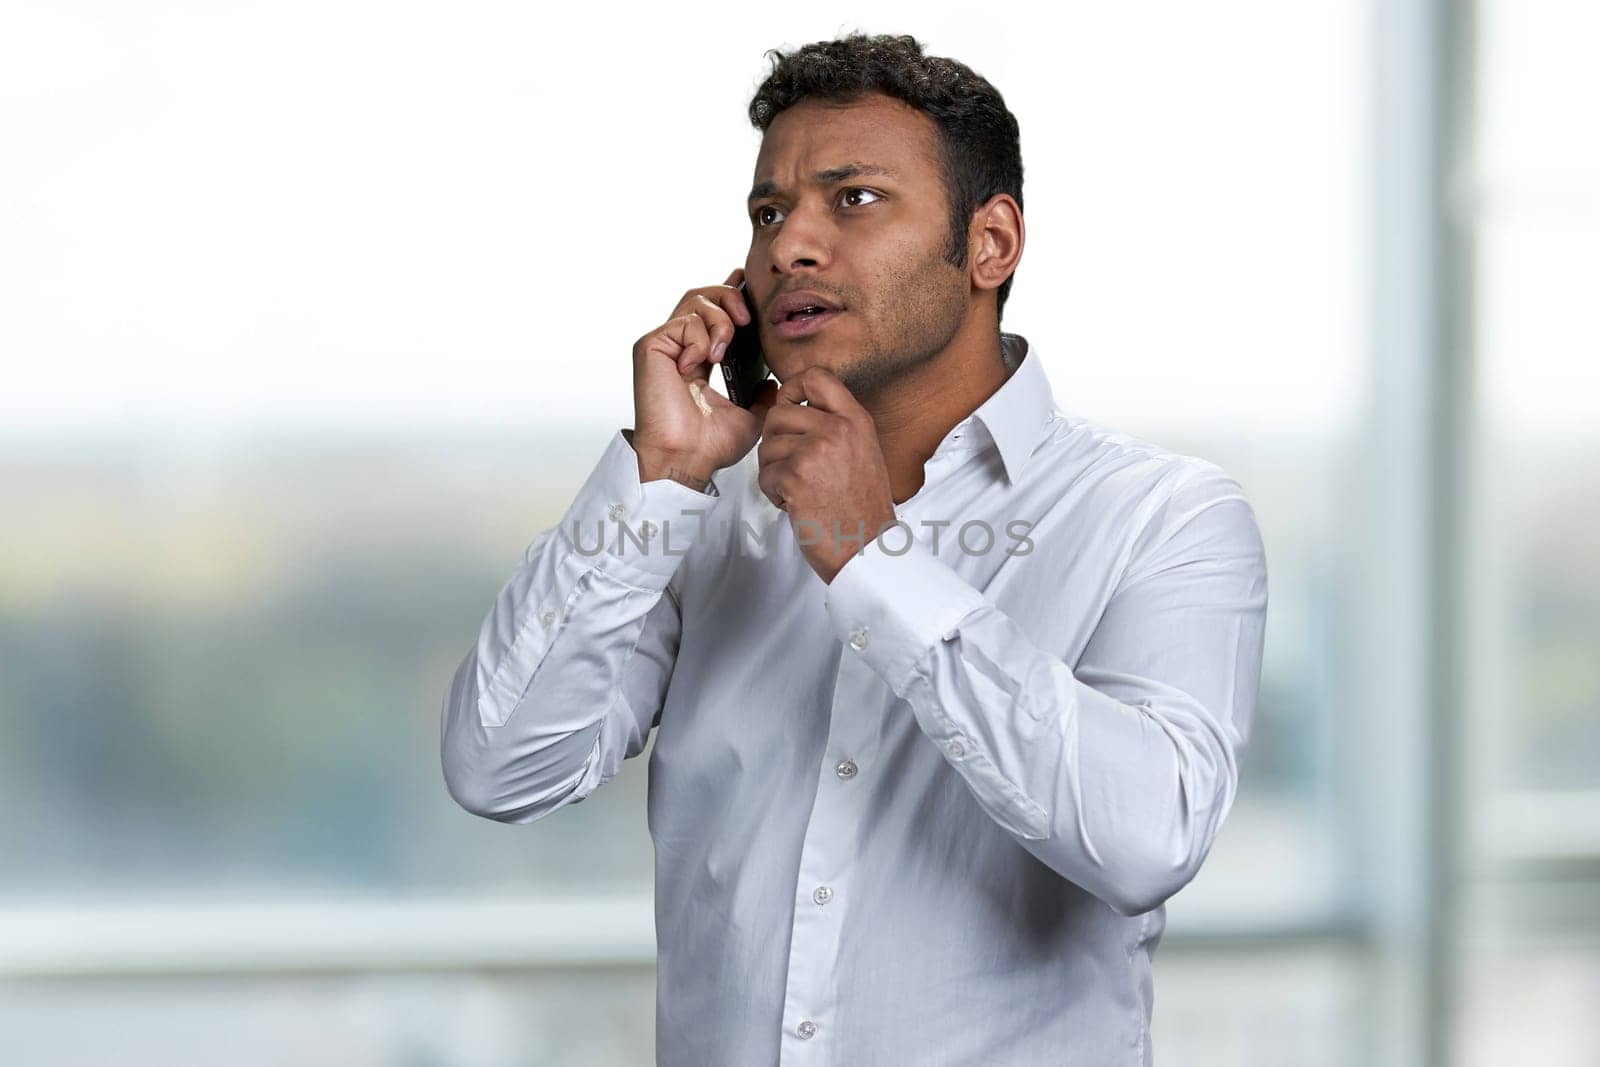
[751,188,882,227]
[840,187,882,208]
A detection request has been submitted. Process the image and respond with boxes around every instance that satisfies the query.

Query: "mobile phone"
[720,280,771,409]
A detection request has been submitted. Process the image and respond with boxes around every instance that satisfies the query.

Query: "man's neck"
[861,318,1018,506]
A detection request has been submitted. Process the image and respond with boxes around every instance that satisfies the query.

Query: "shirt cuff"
[822,525,988,696]
[557,430,723,590]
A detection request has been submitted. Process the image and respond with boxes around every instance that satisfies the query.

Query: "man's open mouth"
[775,306,844,338]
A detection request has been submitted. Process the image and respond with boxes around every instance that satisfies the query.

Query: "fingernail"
[712,341,727,361]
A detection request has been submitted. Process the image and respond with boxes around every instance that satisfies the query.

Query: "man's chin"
[772,351,857,384]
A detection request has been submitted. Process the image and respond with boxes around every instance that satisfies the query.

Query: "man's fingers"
[717,284,752,325]
[688,294,739,359]
[756,461,789,512]
[665,312,714,377]
[774,365,859,416]
[755,430,803,469]
[759,398,831,439]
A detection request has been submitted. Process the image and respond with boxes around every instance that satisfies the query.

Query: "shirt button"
[812,885,833,905]
[848,626,869,651]
[835,759,858,780]
[608,502,626,520]
[947,740,964,758]
[797,1020,817,1039]
[541,610,556,627]
[640,519,657,538]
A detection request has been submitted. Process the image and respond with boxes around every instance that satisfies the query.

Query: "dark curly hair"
[748,32,1024,325]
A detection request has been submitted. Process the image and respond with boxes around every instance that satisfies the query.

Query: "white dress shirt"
[441,332,1268,1066]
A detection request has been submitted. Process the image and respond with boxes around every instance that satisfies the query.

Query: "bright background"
[1,1,1595,1064]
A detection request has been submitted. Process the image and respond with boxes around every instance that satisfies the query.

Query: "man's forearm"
[442,429,712,823]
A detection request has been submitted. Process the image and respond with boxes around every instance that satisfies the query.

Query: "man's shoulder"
[1041,417,1265,591]
[1035,412,1239,500]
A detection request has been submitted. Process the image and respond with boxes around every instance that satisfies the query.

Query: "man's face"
[744,92,969,402]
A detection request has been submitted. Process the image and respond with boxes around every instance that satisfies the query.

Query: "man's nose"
[765,199,833,275]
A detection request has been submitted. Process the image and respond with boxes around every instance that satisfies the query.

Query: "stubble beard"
[836,258,967,407]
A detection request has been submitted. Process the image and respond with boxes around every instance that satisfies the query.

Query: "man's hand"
[630,267,779,487]
[756,366,899,584]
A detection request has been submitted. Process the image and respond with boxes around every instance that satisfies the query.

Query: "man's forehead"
[752,98,936,184]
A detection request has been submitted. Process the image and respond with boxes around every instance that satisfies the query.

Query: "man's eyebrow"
[747,163,898,204]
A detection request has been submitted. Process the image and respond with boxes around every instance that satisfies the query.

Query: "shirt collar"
[934,331,1056,485]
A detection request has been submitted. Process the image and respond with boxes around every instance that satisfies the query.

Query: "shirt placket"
[777,444,970,1063]
[777,614,891,1063]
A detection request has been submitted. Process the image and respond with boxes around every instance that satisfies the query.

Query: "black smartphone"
[720,280,771,408]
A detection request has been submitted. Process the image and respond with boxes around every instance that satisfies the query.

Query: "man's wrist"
[624,429,713,492]
[640,458,711,493]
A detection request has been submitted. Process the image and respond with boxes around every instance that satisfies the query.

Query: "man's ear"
[970,193,1023,294]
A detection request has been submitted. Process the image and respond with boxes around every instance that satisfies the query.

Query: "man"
[441,31,1267,1067]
